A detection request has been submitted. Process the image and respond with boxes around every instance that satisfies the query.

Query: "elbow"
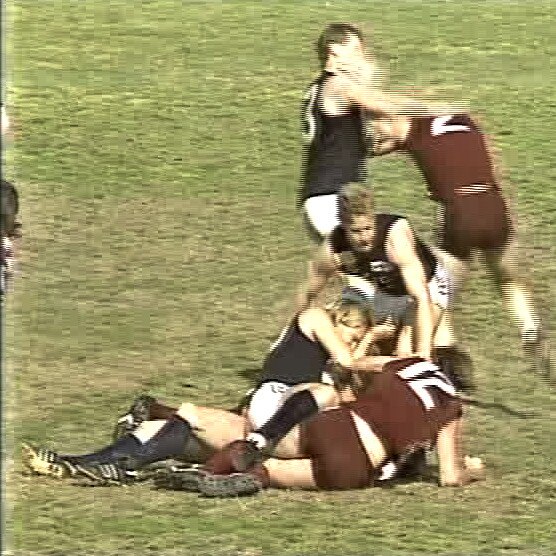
[336,354,355,369]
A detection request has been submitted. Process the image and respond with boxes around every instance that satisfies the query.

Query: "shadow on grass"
[462,396,538,419]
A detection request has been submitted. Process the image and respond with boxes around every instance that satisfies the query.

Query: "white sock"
[246,432,267,450]
[377,460,398,481]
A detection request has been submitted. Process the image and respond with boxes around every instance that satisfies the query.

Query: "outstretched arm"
[436,417,485,487]
[330,59,463,118]
[387,220,435,359]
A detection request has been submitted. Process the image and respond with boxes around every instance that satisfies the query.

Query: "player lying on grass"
[369,113,542,361]
[153,356,485,497]
[23,355,484,492]
[295,182,473,391]
[22,301,400,481]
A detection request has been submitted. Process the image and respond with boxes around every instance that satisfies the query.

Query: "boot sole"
[198,472,262,498]
[21,443,76,479]
[154,467,208,492]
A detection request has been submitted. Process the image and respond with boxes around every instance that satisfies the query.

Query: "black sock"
[63,415,193,469]
[127,415,193,469]
[256,390,319,446]
[63,434,142,466]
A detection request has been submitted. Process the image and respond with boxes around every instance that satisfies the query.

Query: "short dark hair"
[316,23,364,67]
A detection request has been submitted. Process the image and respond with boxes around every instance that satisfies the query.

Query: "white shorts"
[247,381,294,430]
[302,194,340,239]
[343,264,452,324]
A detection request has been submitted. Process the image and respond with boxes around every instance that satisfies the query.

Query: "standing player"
[300,23,369,238]
[155,356,485,496]
[296,183,457,376]
[300,23,451,239]
[369,113,542,356]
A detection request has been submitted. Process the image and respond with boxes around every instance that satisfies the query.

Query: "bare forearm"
[350,355,400,373]
[414,299,434,359]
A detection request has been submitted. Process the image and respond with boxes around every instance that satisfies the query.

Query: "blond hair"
[338,183,375,224]
[328,299,373,328]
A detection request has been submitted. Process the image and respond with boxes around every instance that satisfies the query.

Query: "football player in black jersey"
[296,183,452,365]
[300,23,453,239]
[22,301,397,484]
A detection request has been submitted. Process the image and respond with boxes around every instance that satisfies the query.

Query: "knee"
[176,402,199,427]
[309,384,340,409]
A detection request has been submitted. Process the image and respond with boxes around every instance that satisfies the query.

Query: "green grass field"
[4,1,556,554]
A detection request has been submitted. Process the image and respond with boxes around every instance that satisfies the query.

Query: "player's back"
[258,316,329,386]
[405,114,499,203]
[300,72,367,202]
[345,357,462,455]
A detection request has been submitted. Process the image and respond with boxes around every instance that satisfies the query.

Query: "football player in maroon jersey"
[154,356,485,496]
[369,113,541,357]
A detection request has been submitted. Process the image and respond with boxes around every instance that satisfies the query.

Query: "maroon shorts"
[441,192,512,259]
[300,407,375,490]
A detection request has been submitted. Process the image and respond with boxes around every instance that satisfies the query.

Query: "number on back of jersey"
[397,361,457,410]
[301,83,319,145]
[430,115,471,136]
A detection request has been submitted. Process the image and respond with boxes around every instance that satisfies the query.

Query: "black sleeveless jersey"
[299,72,368,202]
[330,214,438,296]
[258,316,330,386]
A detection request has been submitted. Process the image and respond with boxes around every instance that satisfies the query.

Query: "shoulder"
[376,214,411,235]
[298,307,332,339]
[387,216,412,236]
[303,74,325,97]
[385,218,417,258]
